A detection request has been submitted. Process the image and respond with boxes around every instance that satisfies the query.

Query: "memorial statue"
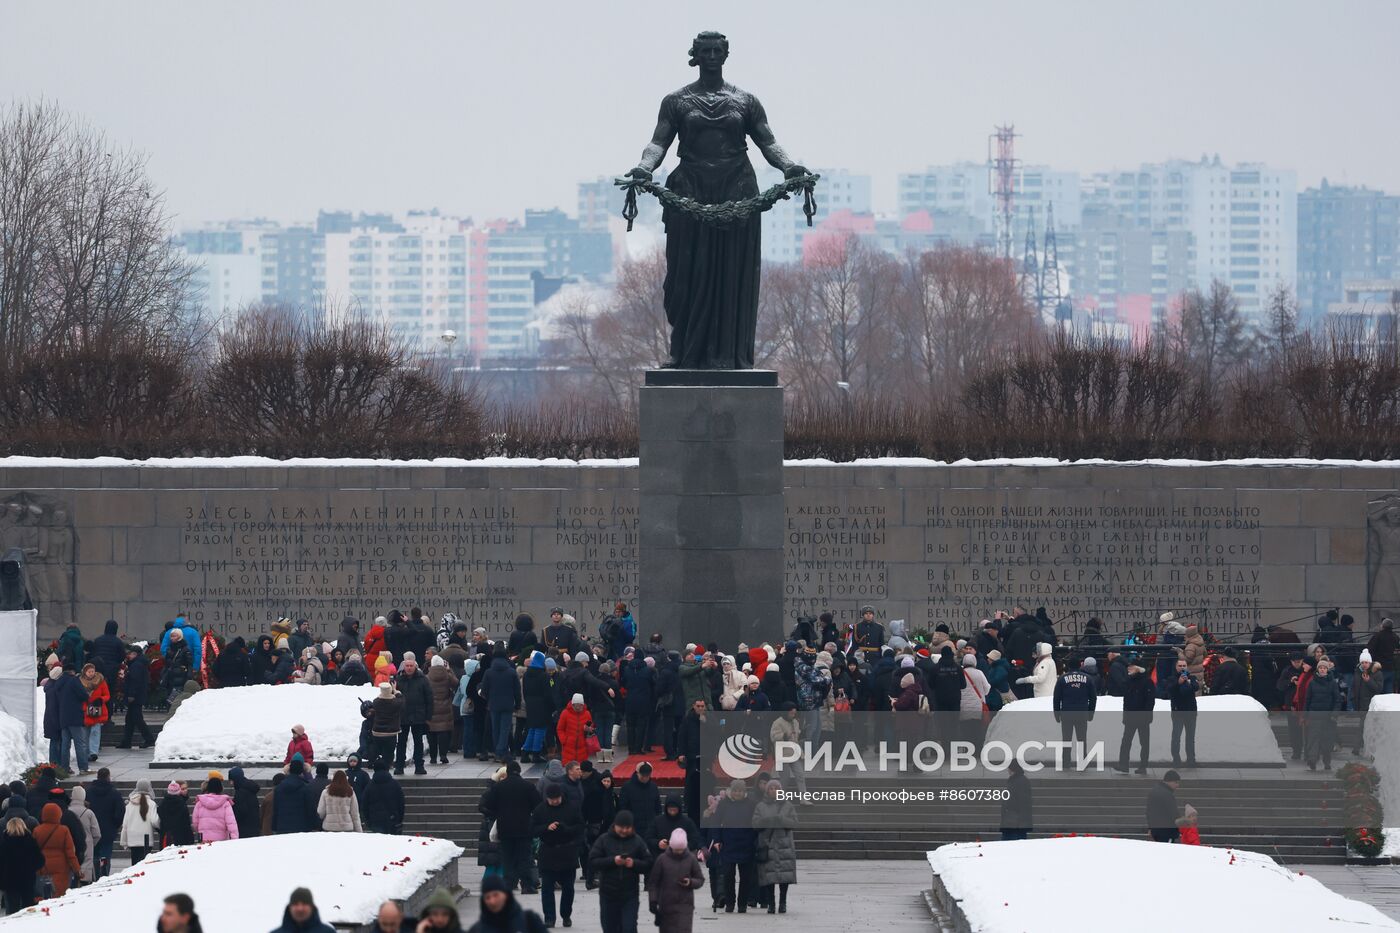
[620,30,817,370]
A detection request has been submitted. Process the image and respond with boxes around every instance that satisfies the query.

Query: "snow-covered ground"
[928,837,1399,931]
[1364,695,1400,856]
[986,695,1282,765]
[0,833,461,931]
[0,709,35,783]
[153,683,378,763]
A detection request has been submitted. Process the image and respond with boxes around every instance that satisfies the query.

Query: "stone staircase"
[394,774,1348,866]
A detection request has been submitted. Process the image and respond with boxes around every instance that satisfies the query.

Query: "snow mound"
[153,684,379,763]
[1,833,461,931]
[0,709,35,783]
[928,837,1399,931]
[986,695,1282,765]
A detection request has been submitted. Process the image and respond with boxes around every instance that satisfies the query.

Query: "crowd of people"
[19,600,1400,928]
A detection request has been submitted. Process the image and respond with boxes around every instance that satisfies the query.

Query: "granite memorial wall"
[3,460,1397,642]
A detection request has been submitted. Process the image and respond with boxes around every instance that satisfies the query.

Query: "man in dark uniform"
[1052,658,1097,767]
[854,606,885,660]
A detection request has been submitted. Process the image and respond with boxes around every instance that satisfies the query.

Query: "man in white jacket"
[1016,643,1057,698]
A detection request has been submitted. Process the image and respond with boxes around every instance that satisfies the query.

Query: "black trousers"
[121,705,154,746]
[626,711,651,752]
[722,861,758,910]
[1118,718,1150,769]
[1059,713,1090,764]
[396,723,426,768]
[684,764,702,821]
[1170,711,1197,764]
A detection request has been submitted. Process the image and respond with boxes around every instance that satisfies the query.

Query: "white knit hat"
[571,693,585,706]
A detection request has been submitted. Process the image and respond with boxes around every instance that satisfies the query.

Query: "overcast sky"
[3,0,1397,227]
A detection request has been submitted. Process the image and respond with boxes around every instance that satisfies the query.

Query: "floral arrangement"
[1337,762,1386,858]
[22,762,71,785]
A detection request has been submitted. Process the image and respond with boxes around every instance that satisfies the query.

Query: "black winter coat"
[1103,657,1129,697]
[1305,673,1342,712]
[1122,670,1156,718]
[522,668,556,730]
[1211,659,1249,695]
[1000,772,1033,831]
[480,775,542,840]
[530,800,584,871]
[85,777,126,843]
[1145,781,1179,832]
[90,620,126,682]
[159,793,194,845]
[231,771,262,838]
[0,831,44,893]
[124,654,150,706]
[363,771,405,834]
[395,671,434,726]
[482,658,522,713]
[403,621,435,662]
[588,829,653,898]
[581,776,618,827]
[616,776,661,839]
[271,778,316,834]
[1167,674,1199,712]
[651,799,700,854]
[622,661,656,713]
[215,640,253,688]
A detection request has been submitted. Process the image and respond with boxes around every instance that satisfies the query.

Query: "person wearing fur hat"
[1015,643,1057,699]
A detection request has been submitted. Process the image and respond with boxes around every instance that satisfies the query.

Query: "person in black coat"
[248,635,276,684]
[345,755,371,802]
[1115,661,1156,774]
[530,785,585,927]
[214,637,253,688]
[1103,651,1129,697]
[622,658,656,754]
[271,761,317,834]
[1000,760,1033,840]
[85,767,125,879]
[1211,650,1249,696]
[650,794,700,856]
[229,767,261,839]
[362,765,405,835]
[1166,659,1199,767]
[1052,660,1098,766]
[114,646,154,748]
[588,811,653,930]
[26,768,58,815]
[403,608,435,662]
[470,876,546,933]
[507,614,539,663]
[0,819,45,915]
[929,649,963,712]
[159,782,195,846]
[615,765,661,844]
[90,620,126,684]
[1146,771,1183,842]
[482,655,522,762]
[394,659,434,775]
[481,761,543,893]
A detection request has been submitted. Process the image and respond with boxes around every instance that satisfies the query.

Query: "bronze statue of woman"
[626,30,807,370]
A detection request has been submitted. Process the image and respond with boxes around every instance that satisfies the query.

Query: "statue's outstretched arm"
[630,99,677,179]
[748,97,806,178]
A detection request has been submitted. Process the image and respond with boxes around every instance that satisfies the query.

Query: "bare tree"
[0,100,197,362]
[1257,280,1301,362]
[1159,280,1253,395]
[898,244,1037,401]
[203,305,481,457]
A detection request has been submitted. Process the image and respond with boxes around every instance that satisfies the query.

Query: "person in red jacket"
[80,663,111,762]
[283,724,315,766]
[363,617,388,673]
[556,693,595,765]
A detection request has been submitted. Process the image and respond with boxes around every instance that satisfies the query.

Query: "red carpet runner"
[608,749,685,785]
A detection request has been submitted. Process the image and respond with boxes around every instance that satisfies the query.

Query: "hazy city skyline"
[3,0,1398,227]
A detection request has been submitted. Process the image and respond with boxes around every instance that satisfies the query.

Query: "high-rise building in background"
[759,168,872,264]
[180,206,613,357]
[1082,157,1296,318]
[897,163,1081,243]
[322,211,470,352]
[1297,181,1400,319]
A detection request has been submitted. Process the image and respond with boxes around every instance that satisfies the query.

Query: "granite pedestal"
[639,369,785,650]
